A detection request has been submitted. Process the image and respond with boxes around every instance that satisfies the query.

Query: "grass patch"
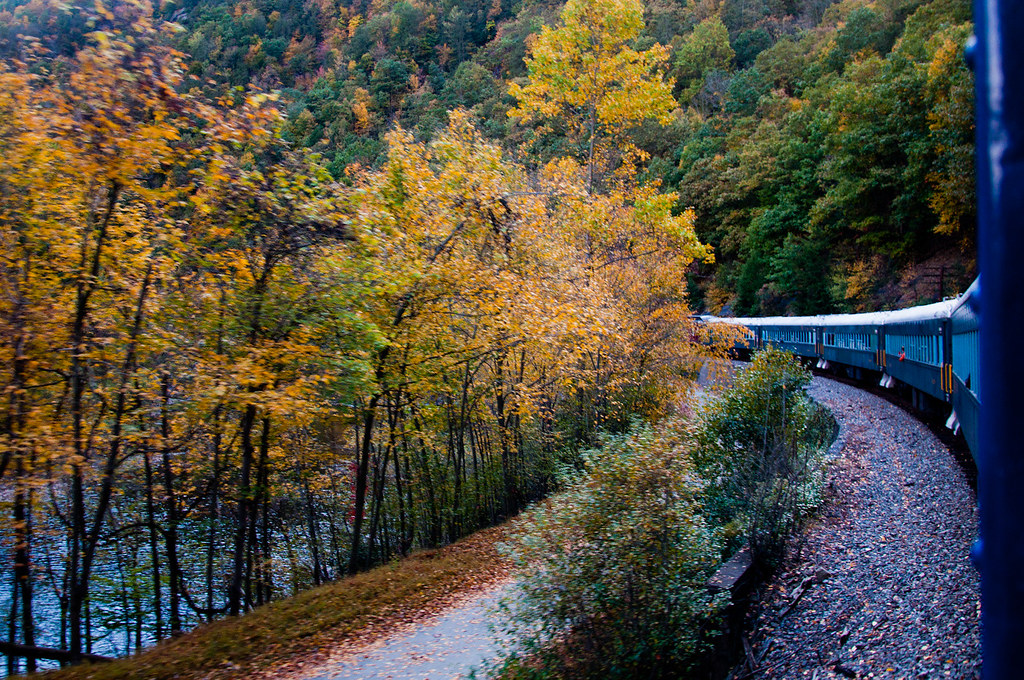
[38,525,510,680]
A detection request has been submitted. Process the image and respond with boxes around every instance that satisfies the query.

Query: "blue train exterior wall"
[821,324,878,371]
[759,325,818,357]
[950,283,979,456]
[701,286,977,463]
[883,318,950,402]
[973,0,1024,671]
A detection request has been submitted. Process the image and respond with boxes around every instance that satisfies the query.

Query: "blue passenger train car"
[949,280,980,457]
[701,284,978,461]
[821,323,878,372]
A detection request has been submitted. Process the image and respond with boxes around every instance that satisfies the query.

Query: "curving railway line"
[701,279,981,460]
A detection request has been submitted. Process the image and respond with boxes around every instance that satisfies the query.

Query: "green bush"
[490,349,835,678]
[493,420,724,679]
[693,347,835,567]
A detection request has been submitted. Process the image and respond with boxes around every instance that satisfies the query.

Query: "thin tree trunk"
[159,374,182,634]
[71,230,150,657]
[395,437,409,556]
[228,403,258,616]
[206,404,222,621]
[68,181,121,657]
[207,297,226,620]
[113,537,131,653]
[6,313,35,672]
[17,482,35,673]
[348,395,379,574]
[256,417,272,605]
[142,450,163,640]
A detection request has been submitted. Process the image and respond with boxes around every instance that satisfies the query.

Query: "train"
[699,278,980,460]
[696,0,1022,670]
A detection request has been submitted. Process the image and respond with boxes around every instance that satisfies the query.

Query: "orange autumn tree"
[0,62,50,670]
[337,112,714,572]
[0,0,353,658]
[173,127,358,617]
[0,1,205,656]
[339,111,572,569]
[533,154,714,435]
[505,0,715,435]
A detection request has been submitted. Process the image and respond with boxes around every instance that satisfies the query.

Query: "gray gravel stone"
[737,377,980,680]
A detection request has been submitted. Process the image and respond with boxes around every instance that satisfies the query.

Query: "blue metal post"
[974,0,1024,676]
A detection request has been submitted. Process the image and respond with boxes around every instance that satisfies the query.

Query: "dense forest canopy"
[1,0,975,316]
[0,0,974,671]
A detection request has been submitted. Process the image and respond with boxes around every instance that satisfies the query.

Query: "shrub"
[493,420,724,679]
[693,347,835,567]
[491,349,835,678]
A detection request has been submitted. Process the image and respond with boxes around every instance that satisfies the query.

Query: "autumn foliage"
[0,0,716,666]
[0,0,971,668]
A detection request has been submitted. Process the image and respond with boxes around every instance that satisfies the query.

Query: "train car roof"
[950,277,979,316]
[702,297,962,327]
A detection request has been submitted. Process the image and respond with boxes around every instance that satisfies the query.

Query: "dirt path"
[283,580,510,680]
[237,525,513,680]
[297,581,509,680]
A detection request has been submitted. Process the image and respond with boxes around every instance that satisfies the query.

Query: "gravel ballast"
[737,376,980,680]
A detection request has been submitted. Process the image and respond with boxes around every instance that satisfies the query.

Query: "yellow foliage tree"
[0,2,206,655]
[0,0,351,653]
[507,0,677,190]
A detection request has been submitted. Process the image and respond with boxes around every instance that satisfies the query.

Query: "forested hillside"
[1,0,974,311]
[0,0,974,672]
[163,0,977,312]
[3,0,972,310]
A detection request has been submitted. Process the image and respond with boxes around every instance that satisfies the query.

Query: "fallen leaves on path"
[251,526,514,680]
